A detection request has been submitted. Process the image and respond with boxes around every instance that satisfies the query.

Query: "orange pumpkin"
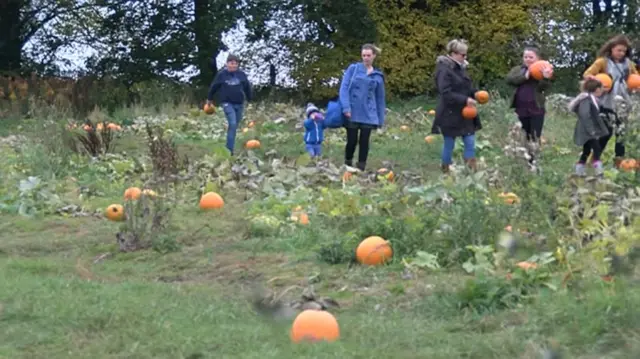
[474,90,489,104]
[245,139,261,149]
[424,135,435,144]
[619,158,637,172]
[595,73,613,91]
[377,168,394,182]
[627,74,640,90]
[105,204,124,221]
[123,187,141,200]
[199,192,224,209]
[342,172,353,182]
[516,261,537,270]
[529,60,552,80]
[248,121,255,128]
[356,236,393,265]
[498,192,520,204]
[203,103,215,114]
[290,310,340,343]
[107,123,121,130]
[462,105,477,120]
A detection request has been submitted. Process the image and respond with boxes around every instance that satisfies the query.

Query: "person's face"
[594,87,604,97]
[226,60,239,71]
[611,45,627,61]
[523,50,539,67]
[362,49,375,65]
[451,48,467,63]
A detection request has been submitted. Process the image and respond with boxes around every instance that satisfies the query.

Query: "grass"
[1,95,640,358]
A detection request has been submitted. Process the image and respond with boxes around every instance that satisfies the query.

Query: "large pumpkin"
[105,204,125,221]
[203,103,215,114]
[627,74,640,90]
[199,192,224,209]
[529,60,553,80]
[356,236,393,265]
[594,73,613,91]
[619,158,637,172]
[290,310,340,343]
[462,105,477,120]
[474,90,489,104]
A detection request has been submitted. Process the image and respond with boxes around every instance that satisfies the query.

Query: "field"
[1,94,640,359]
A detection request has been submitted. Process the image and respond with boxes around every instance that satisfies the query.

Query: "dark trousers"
[579,138,605,163]
[345,127,372,164]
[518,114,545,141]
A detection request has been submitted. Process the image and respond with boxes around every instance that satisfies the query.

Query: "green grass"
[1,97,639,358]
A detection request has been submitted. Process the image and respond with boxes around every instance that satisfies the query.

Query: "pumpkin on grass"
[619,158,637,172]
[200,192,224,209]
[424,135,435,144]
[290,310,340,343]
[245,139,261,149]
[105,204,124,221]
[356,236,393,265]
[376,168,394,182]
[123,187,141,200]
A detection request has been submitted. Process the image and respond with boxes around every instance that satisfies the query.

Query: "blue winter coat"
[303,117,325,145]
[338,63,386,127]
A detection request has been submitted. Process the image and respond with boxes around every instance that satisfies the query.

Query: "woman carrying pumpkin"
[431,39,481,173]
[583,34,638,168]
[339,43,386,171]
[505,45,553,162]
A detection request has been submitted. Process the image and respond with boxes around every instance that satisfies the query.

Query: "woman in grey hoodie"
[569,79,609,176]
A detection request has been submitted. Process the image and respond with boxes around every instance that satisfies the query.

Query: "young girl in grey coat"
[569,79,609,176]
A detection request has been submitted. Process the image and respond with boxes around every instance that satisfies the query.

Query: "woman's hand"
[525,70,530,79]
[542,67,553,78]
[466,98,477,107]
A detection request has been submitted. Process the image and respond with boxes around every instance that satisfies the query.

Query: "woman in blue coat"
[339,44,386,171]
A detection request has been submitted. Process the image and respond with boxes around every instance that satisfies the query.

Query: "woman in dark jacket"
[506,45,552,165]
[431,39,481,173]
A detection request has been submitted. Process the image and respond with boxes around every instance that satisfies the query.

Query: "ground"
[1,95,640,358]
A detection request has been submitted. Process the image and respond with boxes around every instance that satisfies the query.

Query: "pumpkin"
[461,105,477,120]
[498,192,520,204]
[123,187,142,200]
[474,90,489,104]
[377,168,394,182]
[245,139,261,149]
[342,172,354,182]
[199,192,224,209]
[107,123,121,130]
[96,123,104,130]
[298,212,310,225]
[627,74,640,90]
[290,309,340,343]
[424,135,435,144]
[400,125,409,132]
[428,109,436,115]
[290,207,309,225]
[242,127,249,133]
[528,60,553,80]
[248,121,255,128]
[516,261,537,270]
[105,204,124,221]
[356,236,393,265]
[203,103,215,114]
[594,73,613,91]
[619,158,637,172]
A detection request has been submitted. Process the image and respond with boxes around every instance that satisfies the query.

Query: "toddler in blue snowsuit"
[303,103,326,157]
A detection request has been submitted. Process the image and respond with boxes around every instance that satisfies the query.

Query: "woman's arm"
[436,69,468,106]
[339,64,356,114]
[583,58,606,78]
[505,66,527,86]
[376,77,386,127]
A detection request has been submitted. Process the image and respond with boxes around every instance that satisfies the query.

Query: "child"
[303,103,325,158]
[569,79,610,176]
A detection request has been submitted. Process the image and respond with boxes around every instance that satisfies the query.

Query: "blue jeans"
[305,144,322,157]
[442,134,475,165]
[222,102,244,154]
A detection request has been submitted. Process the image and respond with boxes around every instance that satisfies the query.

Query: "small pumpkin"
[242,127,249,133]
[107,123,121,130]
[123,187,142,200]
[200,192,224,209]
[594,73,613,91]
[424,135,435,144]
[203,103,215,114]
[105,204,125,221]
[516,261,537,270]
[461,105,477,120]
[342,172,354,182]
[248,121,255,128]
[377,168,394,182]
[498,192,520,205]
[400,125,409,132]
[428,109,436,115]
[356,236,393,265]
[142,189,157,197]
[245,139,261,149]
[290,310,340,343]
[474,90,489,104]
[619,158,637,172]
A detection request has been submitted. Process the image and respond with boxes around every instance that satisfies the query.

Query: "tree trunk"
[0,1,23,72]
[193,0,218,89]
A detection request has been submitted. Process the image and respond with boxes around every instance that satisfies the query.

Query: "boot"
[593,160,604,176]
[575,162,586,176]
[441,164,450,174]
[614,157,623,169]
[465,158,477,172]
[345,159,353,167]
[356,162,366,171]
